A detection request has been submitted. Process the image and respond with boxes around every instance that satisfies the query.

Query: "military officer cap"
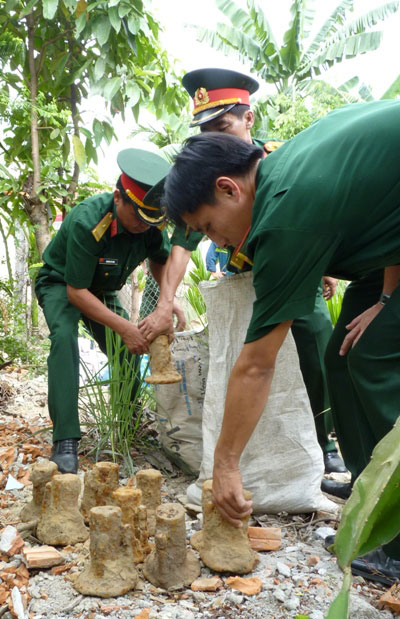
[117,148,170,226]
[182,67,259,127]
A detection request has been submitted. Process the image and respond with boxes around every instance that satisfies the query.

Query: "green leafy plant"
[0,276,49,372]
[183,247,210,329]
[325,280,348,326]
[326,417,400,617]
[78,327,155,475]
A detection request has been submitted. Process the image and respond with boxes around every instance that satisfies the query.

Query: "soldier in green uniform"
[162,99,400,584]
[180,68,345,474]
[138,218,203,334]
[35,148,177,474]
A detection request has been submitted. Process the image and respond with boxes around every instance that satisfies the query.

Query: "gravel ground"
[0,370,396,619]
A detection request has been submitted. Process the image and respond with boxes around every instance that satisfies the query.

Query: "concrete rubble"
[0,369,395,618]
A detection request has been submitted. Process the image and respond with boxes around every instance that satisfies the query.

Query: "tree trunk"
[0,219,13,287]
[15,226,28,309]
[27,199,51,259]
[26,12,51,259]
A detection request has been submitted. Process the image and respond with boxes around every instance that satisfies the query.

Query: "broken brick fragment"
[379,582,400,613]
[226,576,263,596]
[248,526,282,551]
[23,545,64,569]
[306,555,320,567]
[191,576,223,592]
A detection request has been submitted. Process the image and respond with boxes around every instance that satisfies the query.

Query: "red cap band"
[193,87,250,109]
[121,173,146,202]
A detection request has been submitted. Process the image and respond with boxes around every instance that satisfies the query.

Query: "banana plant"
[196,0,399,97]
[326,417,400,617]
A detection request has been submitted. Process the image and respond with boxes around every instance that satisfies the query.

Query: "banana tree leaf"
[358,83,374,102]
[299,78,355,104]
[325,568,351,619]
[247,0,281,55]
[196,24,261,64]
[280,0,302,72]
[305,0,354,58]
[334,417,400,570]
[216,0,253,31]
[381,74,400,99]
[308,31,383,73]
[338,76,359,91]
[339,1,399,39]
[298,0,316,42]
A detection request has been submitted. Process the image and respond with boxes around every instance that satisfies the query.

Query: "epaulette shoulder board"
[92,212,113,242]
[264,140,285,154]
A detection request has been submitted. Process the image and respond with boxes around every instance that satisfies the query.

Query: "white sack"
[154,329,209,474]
[187,272,336,514]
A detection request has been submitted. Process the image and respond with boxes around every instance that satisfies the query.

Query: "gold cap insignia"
[194,87,210,107]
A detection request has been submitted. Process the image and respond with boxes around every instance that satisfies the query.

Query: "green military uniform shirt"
[246,100,400,343]
[38,193,170,293]
[170,225,203,251]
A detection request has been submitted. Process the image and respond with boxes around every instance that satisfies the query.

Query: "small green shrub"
[78,327,155,474]
[325,280,348,326]
[0,278,49,373]
[183,247,210,329]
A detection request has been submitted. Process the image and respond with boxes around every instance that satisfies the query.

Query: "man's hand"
[120,323,149,355]
[340,303,383,356]
[212,459,253,527]
[322,276,337,300]
[210,271,225,279]
[139,307,173,341]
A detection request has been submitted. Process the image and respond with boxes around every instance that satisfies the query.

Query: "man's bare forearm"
[157,245,191,309]
[382,265,400,296]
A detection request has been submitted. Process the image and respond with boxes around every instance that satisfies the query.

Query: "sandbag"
[187,272,336,514]
[154,329,209,475]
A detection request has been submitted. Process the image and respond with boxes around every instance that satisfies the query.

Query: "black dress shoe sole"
[321,480,352,500]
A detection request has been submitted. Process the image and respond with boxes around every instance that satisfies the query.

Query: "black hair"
[224,103,250,119]
[164,132,263,227]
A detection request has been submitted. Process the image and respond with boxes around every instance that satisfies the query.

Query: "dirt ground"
[0,369,397,619]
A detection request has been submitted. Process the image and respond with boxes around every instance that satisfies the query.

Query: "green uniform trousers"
[325,270,400,559]
[37,283,140,442]
[292,288,336,453]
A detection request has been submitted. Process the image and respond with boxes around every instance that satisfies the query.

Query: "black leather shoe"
[351,547,400,586]
[50,438,79,474]
[321,479,352,500]
[324,450,348,473]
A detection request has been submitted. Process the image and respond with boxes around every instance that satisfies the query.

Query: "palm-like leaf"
[305,0,354,58]
[307,31,383,77]
[197,23,261,66]
[280,0,303,73]
[196,0,399,96]
[381,74,400,99]
[216,0,254,30]
[340,1,399,37]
